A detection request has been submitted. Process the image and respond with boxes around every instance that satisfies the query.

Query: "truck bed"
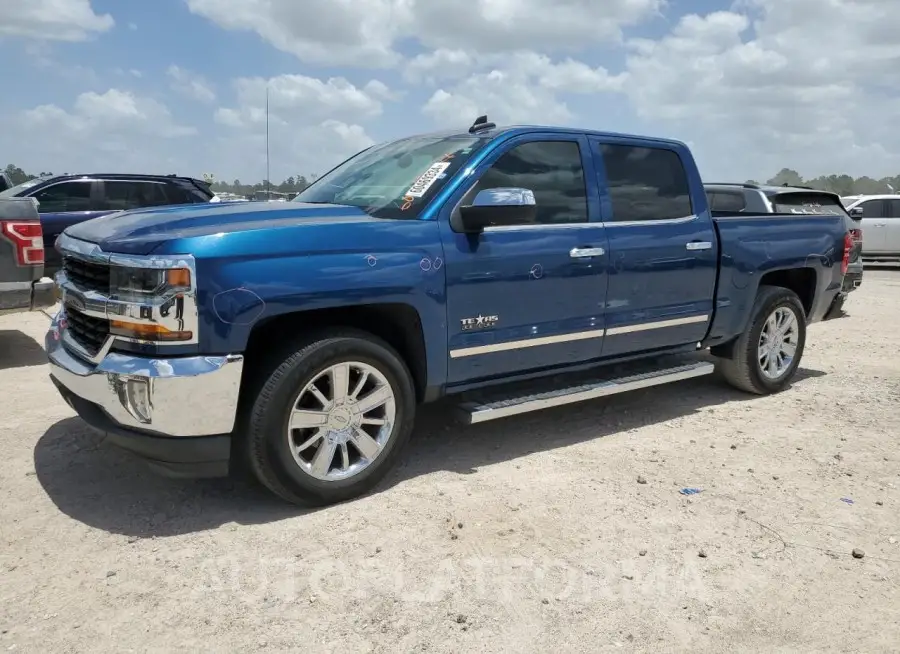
[708,211,846,342]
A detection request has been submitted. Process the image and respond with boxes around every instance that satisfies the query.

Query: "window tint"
[707,190,746,212]
[163,183,197,204]
[771,192,848,216]
[100,181,170,210]
[472,141,587,225]
[600,144,693,222]
[858,200,884,218]
[31,181,92,213]
[170,180,213,203]
[885,199,900,218]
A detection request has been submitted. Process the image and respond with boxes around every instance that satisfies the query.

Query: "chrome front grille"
[63,256,110,294]
[65,306,109,356]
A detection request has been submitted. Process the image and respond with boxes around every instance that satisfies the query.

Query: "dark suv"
[0,173,214,275]
[704,183,863,295]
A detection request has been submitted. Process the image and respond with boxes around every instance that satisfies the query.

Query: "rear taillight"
[841,231,852,275]
[0,220,44,266]
[850,228,862,244]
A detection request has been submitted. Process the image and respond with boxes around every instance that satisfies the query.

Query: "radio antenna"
[265,84,271,200]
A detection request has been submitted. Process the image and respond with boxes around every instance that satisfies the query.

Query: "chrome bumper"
[46,309,244,437]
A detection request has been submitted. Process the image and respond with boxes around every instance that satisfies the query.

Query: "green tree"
[766,168,804,187]
[3,164,32,185]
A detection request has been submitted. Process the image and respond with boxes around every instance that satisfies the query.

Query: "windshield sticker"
[405,161,451,198]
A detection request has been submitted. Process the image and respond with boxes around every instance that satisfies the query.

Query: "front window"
[293,134,489,219]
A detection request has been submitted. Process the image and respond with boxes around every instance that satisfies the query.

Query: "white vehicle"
[843,195,900,260]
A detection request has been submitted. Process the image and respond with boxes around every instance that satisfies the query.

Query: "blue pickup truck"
[46,118,851,506]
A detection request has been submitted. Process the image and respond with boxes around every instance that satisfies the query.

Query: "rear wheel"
[715,285,807,395]
[245,330,416,506]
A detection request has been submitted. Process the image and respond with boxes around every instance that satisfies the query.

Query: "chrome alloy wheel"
[286,362,396,481]
[757,306,799,380]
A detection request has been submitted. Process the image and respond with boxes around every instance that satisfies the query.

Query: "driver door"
[438,134,609,385]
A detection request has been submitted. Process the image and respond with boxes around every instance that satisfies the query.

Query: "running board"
[456,357,715,424]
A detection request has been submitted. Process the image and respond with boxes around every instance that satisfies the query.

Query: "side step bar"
[456,359,715,424]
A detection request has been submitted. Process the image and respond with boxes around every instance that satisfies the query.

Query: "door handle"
[570,247,605,258]
[686,241,712,251]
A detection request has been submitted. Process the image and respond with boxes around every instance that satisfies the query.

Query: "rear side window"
[30,181,93,213]
[771,193,848,216]
[707,190,746,212]
[99,181,171,210]
[599,144,693,222]
[170,179,213,203]
[885,199,900,218]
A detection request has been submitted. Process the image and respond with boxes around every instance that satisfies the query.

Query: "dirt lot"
[1,271,899,653]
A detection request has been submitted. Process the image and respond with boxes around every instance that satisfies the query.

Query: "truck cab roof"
[409,123,690,150]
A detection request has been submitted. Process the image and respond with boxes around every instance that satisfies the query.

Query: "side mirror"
[458,187,537,233]
[849,206,863,219]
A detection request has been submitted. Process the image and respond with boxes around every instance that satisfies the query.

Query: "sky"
[0,0,898,185]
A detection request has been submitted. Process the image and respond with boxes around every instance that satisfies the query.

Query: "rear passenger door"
[589,139,718,357]
[856,199,887,254]
[884,199,900,255]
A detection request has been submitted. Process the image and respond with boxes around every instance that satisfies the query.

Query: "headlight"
[109,265,191,298]
[108,265,194,342]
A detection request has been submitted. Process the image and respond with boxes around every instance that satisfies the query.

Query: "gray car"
[705,182,863,294]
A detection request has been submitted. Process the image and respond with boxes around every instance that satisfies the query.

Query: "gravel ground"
[2,271,899,653]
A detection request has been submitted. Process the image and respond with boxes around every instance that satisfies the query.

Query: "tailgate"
[0,197,44,286]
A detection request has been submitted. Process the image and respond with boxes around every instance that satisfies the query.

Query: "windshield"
[0,178,43,198]
[293,134,489,219]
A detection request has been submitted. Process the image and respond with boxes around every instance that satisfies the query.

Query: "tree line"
[5,163,899,197]
[207,175,316,197]
[745,169,898,195]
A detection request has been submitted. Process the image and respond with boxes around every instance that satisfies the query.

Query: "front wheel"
[245,330,416,506]
[715,285,807,395]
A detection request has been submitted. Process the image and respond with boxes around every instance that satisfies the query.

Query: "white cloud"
[5,0,900,184]
[407,0,663,53]
[622,0,900,177]
[185,0,662,66]
[211,74,384,182]
[167,65,217,103]
[0,0,113,41]
[214,74,388,129]
[420,51,626,126]
[185,0,405,67]
[10,89,196,174]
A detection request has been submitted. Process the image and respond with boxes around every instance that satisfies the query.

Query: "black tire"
[244,329,416,506]
[715,285,807,395]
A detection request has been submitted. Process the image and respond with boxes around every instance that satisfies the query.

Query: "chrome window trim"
[600,214,698,228]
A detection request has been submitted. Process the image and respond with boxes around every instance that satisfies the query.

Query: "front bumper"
[46,309,244,477]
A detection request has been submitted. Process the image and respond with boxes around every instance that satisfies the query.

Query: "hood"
[63,201,381,255]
